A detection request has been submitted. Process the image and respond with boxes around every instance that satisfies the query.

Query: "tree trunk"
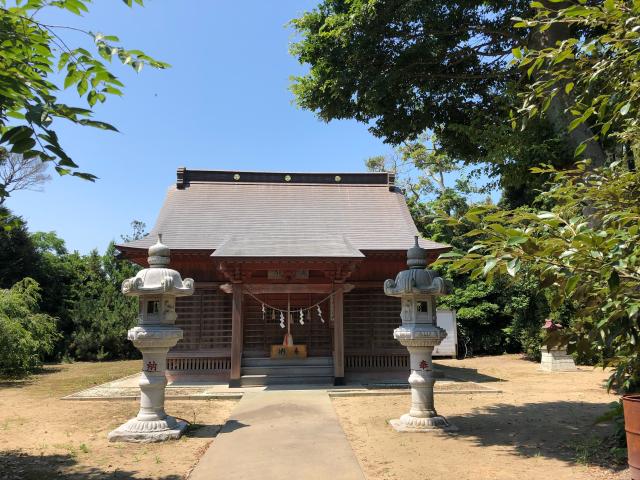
[530,1,607,167]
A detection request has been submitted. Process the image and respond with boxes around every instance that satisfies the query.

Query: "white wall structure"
[433,310,457,357]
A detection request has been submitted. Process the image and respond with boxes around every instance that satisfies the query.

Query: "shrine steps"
[239,357,334,386]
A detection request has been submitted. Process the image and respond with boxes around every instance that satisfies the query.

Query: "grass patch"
[572,435,627,468]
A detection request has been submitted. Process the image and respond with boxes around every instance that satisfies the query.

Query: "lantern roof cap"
[407,236,428,269]
[148,234,170,267]
[383,237,447,297]
[120,233,195,297]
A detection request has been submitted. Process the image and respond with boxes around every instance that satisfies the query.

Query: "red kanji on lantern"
[145,361,157,372]
[419,360,428,370]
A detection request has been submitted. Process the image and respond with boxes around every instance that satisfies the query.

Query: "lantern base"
[390,414,456,433]
[108,416,188,443]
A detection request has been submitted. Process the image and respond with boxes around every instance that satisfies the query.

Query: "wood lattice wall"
[344,289,405,356]
[172,286,232,352]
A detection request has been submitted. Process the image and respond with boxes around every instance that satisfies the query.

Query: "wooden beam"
[351,281,386,289]
[333,284,345,385]
[220,283,354,295]
[194,281,225,288]
[229,283,243,387]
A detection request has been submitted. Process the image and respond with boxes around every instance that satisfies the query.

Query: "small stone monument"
[384,236,453,432]
[109,235,195,442]
[539,319,577,372]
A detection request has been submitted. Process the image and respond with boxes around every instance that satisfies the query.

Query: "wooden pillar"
[333,284,345,385]
[229,283,243,387]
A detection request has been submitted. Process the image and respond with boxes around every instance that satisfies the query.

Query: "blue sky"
[7,1,490,254]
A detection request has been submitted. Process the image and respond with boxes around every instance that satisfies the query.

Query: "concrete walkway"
[188,390,365,480]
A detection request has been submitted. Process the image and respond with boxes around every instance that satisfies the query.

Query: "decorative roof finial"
[406,235,428,269]
[148,233,170,268]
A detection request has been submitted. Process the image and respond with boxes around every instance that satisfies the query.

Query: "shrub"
[0,278,58,376]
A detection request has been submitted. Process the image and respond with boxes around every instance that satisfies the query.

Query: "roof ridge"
[176,168,396,189]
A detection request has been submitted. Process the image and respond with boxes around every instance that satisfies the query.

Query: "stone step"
[241,365,334,376]
[239,374,334,387]
[242,356,333,367]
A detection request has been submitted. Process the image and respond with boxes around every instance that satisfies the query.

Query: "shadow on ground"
[0,367,64,390]
[0,451,182,480]
[433,362,504,383]
[446,400,626,472]
[344,363,504,386]
[181,419,248,439]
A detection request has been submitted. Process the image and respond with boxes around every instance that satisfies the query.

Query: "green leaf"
[438,252,463,259]
[77,78,88,96]
[506,258,520,277]
[10,137,36,153]
[507,235,528,246]
[482,257,498,277]
[0,126,32,144]
[565,275,580,295]
[77,120,119,132]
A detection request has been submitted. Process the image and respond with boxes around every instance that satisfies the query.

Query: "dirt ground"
[332,354,627,480]
[0,356,629,480]
[0,361,237,480]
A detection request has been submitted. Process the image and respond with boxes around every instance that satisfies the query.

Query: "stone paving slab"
[62,374,500,400]
[188,390,365,480]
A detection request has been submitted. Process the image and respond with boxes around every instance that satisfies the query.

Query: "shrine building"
[117,168,450,387]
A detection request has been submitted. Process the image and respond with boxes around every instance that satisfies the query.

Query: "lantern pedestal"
[540,346,577,372]
[390,326,454,432]
[108,326,188,442]
[539,321,577,372]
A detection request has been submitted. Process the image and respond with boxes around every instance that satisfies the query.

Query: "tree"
[0,207,39,287]
[513,0,640,159]
[367,134,481,214]
[365,143,549,358]
[365,155,392,173]
[0,150,50,204]
[0,277,58,376]
[0,210,145,361]
[290,0,529,145]
[66,221,146,360]
[289,0,604,203]
[120,219,147,242]
[439,161,639,391]
[0,0,168,203]
[66,243,140,360]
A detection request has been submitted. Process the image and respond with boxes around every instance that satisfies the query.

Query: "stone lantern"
[109,235,195,442]
[384,236,452,432]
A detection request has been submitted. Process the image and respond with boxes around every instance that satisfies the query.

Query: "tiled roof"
[211,233,364,259]
[118,170,449,255]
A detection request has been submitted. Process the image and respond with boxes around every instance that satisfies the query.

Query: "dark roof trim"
[176,168,395,189]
